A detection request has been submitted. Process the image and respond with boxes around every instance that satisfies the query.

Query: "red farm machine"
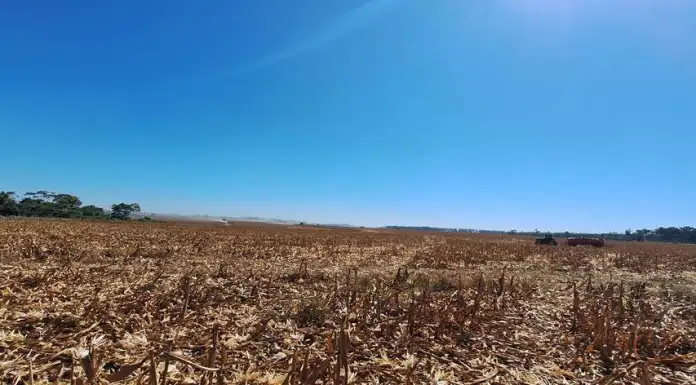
[566,237,605,247]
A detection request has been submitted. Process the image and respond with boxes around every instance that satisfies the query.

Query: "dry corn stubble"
[1,219,695,384]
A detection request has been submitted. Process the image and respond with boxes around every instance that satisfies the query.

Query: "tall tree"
[0,191,19,216]
[53,194,82,209]
[81,205,106,218]
[24,191,57,201]
[110,203,141,220]
[49,194,82,218]
[18,198,48,217]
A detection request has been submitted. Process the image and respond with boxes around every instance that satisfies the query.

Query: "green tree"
[53,194,82,209]
[110,203,141,220]
[18,198,49,217]
[81,205,106,218]
[2,189,147,222]
[683,226,696,243]
[19,191,58,217]
[24,191,57,201]
[51,194,83,218]
[0,191,19,216]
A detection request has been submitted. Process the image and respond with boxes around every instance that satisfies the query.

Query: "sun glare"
[499,0,696,61]
[497,0,580,44]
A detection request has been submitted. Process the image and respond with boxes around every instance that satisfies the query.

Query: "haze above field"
[2,0,695,232]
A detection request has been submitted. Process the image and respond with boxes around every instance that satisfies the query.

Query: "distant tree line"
[386,225,696,245]
[507,228,696,244]
[0,190,143,221]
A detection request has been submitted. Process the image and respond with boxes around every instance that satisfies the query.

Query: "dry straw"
[1,220,695,384]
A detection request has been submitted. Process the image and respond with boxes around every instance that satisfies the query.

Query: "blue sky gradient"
[1,0,694,232]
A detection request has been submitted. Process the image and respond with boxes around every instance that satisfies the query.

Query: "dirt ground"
[1,219,695,384]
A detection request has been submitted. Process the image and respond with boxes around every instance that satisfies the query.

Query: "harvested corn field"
[1,220,695,384]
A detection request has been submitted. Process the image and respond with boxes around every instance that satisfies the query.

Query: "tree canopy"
[110,203,141,220]
[0,189,141,220]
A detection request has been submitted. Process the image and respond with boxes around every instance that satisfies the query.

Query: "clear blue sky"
[1,0,694,232]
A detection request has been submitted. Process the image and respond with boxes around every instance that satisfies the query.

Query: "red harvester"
[567,237,605,247]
